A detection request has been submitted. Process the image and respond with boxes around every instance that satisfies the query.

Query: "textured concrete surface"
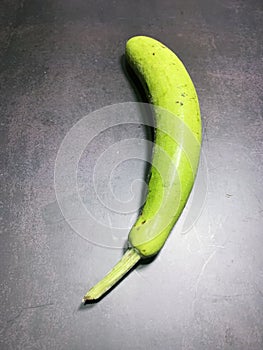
[0,1,263,349]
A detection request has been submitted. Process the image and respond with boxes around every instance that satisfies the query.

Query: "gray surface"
[0,0,263,349]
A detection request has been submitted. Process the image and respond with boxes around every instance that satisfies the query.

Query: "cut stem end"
[82,248,141,302]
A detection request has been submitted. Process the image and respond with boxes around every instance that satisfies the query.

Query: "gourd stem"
[82,248,141,302]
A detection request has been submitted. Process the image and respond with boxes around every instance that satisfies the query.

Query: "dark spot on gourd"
[181,93,186,97]
[152,52,155,55]
[141,220,146,224]
[176,101,184,106]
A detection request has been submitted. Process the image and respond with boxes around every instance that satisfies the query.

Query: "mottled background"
[0,1,263,349]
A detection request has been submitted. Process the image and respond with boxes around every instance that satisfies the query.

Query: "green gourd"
[82,36,202,302]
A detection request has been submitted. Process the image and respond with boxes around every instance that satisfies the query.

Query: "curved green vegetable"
[82,36,202,302]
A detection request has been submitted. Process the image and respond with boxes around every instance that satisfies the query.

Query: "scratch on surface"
[22,302,54,310]
[206,71,258,82]
[134,269,151,285]
[194,250,217,294]
[185,225,204,255]
[211,35,217,50]
[107,213,120,243]
[192,250,217,314]
[253,283,263,299]
[207,244,225,249]
[194,225,204,254]
[107,213,113,228]
[207,221,213,239]
[2,302,54,333]
[6,310,23,325]
[209,293,255,301]
[212,215,225,241]
[253,192,262,209]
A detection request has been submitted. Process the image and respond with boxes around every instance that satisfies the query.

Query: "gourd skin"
[126,36,202,257]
